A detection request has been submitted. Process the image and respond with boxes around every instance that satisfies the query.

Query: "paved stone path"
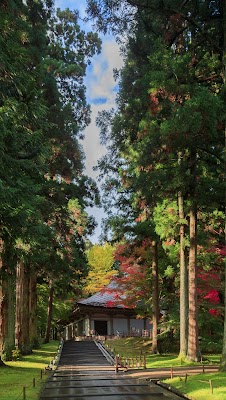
[39,340,185,400]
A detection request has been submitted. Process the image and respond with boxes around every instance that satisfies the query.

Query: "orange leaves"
[164,238,176,246]
[149,93,160,115]
[111,241,152,310]
[77,226,84,235]
[163,12,184,45]
[148,87,185,120]
[169,13,184,30]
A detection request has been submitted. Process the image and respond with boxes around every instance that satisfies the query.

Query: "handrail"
[94,340,115,365]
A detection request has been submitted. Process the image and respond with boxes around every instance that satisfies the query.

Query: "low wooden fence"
[115,354,146,372]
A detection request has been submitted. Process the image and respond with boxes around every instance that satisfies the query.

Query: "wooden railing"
[115,354,146,372]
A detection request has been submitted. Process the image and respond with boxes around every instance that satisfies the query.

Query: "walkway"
[39,340,185,399]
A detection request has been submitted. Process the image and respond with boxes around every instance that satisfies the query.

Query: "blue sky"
[54,0,123,242]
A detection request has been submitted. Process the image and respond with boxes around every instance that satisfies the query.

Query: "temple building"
[60,284,152,340]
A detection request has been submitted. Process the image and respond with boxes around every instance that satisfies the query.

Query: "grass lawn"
[164,372,226,400]
[104,337,220,368]
[0,340,59,400]
[105,337,223,400]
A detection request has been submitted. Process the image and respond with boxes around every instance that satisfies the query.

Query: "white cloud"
[83,36,123,177]
[82,39,124,243]
[87,39,123,106]
[54,0,124,243]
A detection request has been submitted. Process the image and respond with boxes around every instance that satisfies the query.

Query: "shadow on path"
[39,340,188,399]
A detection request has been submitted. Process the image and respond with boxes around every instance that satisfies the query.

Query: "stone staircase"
[39,340,184,399]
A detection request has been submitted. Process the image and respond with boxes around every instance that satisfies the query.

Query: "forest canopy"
[0,0,225,370]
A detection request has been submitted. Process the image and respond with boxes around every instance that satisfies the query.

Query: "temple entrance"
[94,320,108,335]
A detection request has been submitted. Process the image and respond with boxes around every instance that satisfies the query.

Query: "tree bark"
[4,272,15,359]
[178,191,188,358]
[151,241,159,354]
[29,273,38,348]
[15,262,32,354]
[0,239,15,363]
[219,0,226,372]
[0,239,6,366]
[187,206,201,361]
[220,259,226,370]
[44,280,54,344]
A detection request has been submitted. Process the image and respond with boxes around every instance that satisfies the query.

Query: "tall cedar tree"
[40,8,101,344]
[87,0,225,361]
[0,2,101,356]
[0,0,52,359]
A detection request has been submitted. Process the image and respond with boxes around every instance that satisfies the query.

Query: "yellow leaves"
[15,238,30,253]
[83,244,117,295]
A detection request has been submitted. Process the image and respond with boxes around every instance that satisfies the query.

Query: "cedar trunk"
[219,260,226,370]
[0,240,15,363]
[29,273,38,347]
[15,262,32,354]
[0,283,6,356]
[187,207,201,361]
[151,241,159,354]
[3,273,15,358]
[178,192,188,358]
[0,243,5,365]
[0,284,6,365]
[44,280,54,344]
[219,0,226,371]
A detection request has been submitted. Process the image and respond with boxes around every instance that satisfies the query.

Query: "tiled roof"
[78,282,125,308]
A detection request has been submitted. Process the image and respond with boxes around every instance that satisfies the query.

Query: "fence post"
[209,380,213,394]
[33,378,36,388]
[115,356,118,373]
[23,387,26,400]
[170,367,173,379]
[144,354,146,369]
[40,369,43,380]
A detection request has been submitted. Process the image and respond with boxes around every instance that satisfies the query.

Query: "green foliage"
[11,348,21,362]
[87,0,225,362]
[1,346,14,362]
[0,1,102,362]
[164,266,175,279]
[153,200,180,239]
[37,283,75,334]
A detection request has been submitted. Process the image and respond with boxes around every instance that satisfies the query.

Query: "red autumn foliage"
[198,268,223,317]
[204,289,220,304]
[103,241,152,311]
[209,309,221,317]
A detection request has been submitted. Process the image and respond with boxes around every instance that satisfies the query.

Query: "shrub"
[11,348,21,361]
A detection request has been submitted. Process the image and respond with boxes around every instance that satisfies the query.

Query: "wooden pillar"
[65,326,69,340]
[110,316,114,336]
[88,314,92,336]
[127,318,131,337]
[143,317,147,330]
